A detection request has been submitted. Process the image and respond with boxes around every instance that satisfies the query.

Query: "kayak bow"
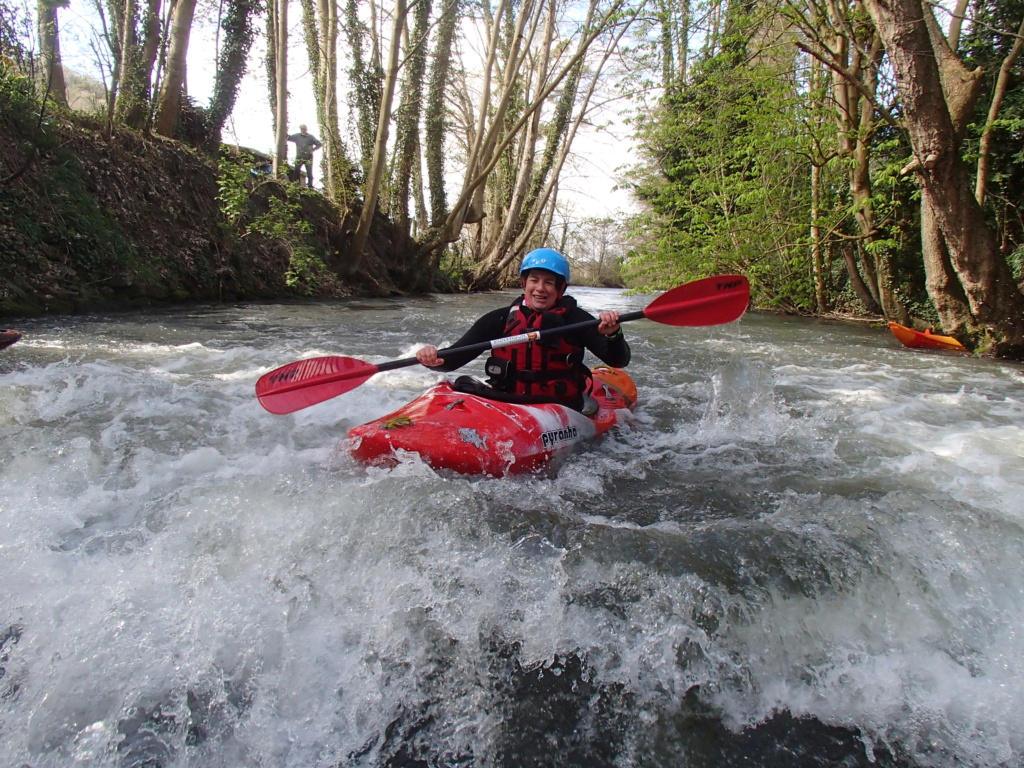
[346,367,637,476]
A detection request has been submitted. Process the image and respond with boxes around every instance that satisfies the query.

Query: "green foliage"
[960,0,1024,263]
[1,74,133,292]
[216,154,327,294]
[1009,245,1024,282]
[216,156,254,228]
[284,245,329,291]
[625,37,814,309]
[0,0,30,63]
[248,192,314,240]
[435,240,476,289]
[0,63,42,133]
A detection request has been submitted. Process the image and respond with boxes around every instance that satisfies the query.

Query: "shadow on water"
[353,639,906,768]
[97,638,910,768]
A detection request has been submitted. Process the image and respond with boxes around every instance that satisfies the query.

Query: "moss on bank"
[0,75,409,318]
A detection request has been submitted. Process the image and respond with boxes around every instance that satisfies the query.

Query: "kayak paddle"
[256,274,750,414]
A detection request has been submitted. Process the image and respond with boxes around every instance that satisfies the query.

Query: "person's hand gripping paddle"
[256,275,750,415]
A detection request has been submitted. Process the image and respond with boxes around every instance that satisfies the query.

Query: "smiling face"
[522,269,562,312]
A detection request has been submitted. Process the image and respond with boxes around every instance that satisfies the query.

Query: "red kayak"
[0,330,21,351]
[347,366,638,477]
[888,322,967,352]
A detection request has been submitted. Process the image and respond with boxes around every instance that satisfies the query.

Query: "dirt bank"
[1,92,408,317]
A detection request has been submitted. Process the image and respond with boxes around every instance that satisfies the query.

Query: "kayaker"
[415,248,630,412]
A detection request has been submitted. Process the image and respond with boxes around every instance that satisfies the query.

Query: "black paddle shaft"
[373,312,642,375]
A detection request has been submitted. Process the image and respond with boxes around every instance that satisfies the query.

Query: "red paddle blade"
[256,356,379,414]
[643,275,749,326]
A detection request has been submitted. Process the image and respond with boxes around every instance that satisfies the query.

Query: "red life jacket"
[485,297,586,400]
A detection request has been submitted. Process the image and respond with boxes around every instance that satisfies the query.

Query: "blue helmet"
[520,248,570,284]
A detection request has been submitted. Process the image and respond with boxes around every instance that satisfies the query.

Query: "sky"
[56,0,639,220]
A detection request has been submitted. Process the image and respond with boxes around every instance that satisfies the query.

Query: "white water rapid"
[1,288,1022,768]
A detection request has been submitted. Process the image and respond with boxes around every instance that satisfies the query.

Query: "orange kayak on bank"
[887,322,967,352]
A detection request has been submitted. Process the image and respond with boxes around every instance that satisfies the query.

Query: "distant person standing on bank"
[287,124,322,188]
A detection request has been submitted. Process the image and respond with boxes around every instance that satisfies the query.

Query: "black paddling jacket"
[432,295,630,410]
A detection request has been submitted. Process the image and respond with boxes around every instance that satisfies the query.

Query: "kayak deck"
[346,366,637,477]
[887,322,967,352]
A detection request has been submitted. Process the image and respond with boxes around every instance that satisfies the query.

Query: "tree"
[344,0,385,179]
[110,0,161,128]
[863,0,1024,354]
[154,0,197,136]
[424,0,460,227]
[565,216,626,285]
[411,0,636,284]
[469,0,635,289]
[349,0,411,265]
[626,19,815,308]
[267,0,288,172]
[299,0,358,202]
[391,0,433,243]
[206,0,261,147]
[791,0,905,317]
[973,16,1024,206]
[960,0,1024,258]
[37,0,69,107]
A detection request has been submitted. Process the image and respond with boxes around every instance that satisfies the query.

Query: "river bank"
[0,86,413,319]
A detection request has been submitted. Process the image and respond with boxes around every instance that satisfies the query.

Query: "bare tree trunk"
[392,0,432,244]
[810,163,825,313]
[145,0,174,129]
[154,0,196,136]
[424,0,459,227]
[103,0,125,124]
[677,0,689,82]
[864,0,1024,354]
[658,0,674,89]
[37,0,68,107]
[300,0,354,201]
[838,239,875,308]
[345,0,385,179]
[429,0,631,259]
[945,0,969,51]
[349,0,410,268]
[266,0,277,132]
[206,0,261,147]
[975,14,1024,205]
[127,0,163,128]
[272,0,288,174]
[807,54,826,312]
[113,0,139,121]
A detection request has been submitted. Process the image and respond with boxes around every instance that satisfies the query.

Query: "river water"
[1,287,1023,768]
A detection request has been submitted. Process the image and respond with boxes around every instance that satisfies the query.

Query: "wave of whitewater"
[1,293,1023,767]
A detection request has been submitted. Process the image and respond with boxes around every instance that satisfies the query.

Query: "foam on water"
[1,299,1023,767]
